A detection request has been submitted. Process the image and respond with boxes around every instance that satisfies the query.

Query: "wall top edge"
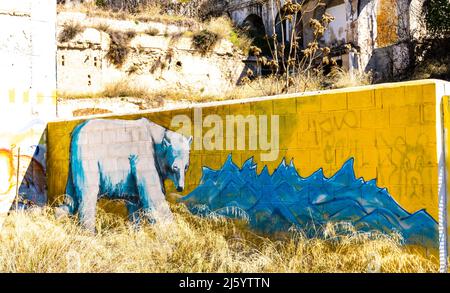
[49,79,450,124]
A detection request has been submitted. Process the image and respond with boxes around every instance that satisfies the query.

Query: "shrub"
[192,30,219,54]
[205,16,252,54]
[95,0,107,8]
[93,22,111,33]
[424,0,450,35]
[58,22,84,42]
[106,30,136,67]
[145,28,160,36]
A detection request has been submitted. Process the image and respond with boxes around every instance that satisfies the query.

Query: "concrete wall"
[0,0,57,227]
[47,80,450,267]
[228,0,426,80]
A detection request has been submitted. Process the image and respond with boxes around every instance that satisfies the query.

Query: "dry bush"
[0,205,438,272]
[72,108,112,117]
[192,30,219,54]
[329,67,373,89]
[57,68,371,108]
[106,30,136,67]
[145,27,160,36]
[93,22,111,33]
[101,79,149,99]
[206,16,253,54]
[58,21,84,42]
[234,67,371,99]
[58,1,199,28]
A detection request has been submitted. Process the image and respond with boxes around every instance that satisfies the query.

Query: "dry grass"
[0,204,438,273]
[101,79,150,99]
[58,2,199,29]
[145,27,160,36]
[205,16,253,54]
[58,21,84,42]
[329,67,373,89]
[192,30,220,55]
[92,22,111,33]
[57,69,372,109]
[229,69,374,99]
[72,108,112,117]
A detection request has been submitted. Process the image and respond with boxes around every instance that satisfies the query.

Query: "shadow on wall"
[365,44,412,82]
[17,138,47,207]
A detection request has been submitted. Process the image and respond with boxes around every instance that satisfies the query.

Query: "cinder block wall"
[47,79,450,258]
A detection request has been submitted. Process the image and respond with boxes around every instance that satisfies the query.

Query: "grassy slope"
[0,204,438,273]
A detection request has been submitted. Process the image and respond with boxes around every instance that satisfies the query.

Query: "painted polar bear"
[58,118,192,231]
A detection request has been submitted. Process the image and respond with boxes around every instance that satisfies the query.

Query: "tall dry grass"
[58,1,199,28]
[205,16,253,54]
[0,204,438,273]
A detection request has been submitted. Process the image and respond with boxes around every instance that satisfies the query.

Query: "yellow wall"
[47,80,442,221]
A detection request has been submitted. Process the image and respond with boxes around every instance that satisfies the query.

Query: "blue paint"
[64,120,89,214]
[181,155,439,248]
[62,119,191,227]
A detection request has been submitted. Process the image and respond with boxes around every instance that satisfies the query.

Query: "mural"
[182,155,439,248]
[0,118,48,227]
[59,118,192,231]
[46,80,450,255]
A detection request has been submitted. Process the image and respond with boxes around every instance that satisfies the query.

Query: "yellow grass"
[57,2,199,28]
[0,204,439,273]
[205,16,253,54]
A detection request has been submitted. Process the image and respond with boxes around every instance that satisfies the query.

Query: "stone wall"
[56,12,246,96]
[228,0,428,81]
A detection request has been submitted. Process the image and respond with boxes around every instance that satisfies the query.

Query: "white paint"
[436,80,450,273]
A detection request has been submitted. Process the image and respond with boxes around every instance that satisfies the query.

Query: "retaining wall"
[47,79,450,269]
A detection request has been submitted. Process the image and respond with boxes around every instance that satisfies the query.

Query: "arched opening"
[275,13,289,44]
[241,14,269,54]
[242,14,266,38]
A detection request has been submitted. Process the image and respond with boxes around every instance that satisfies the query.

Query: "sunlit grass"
[0,203,438,273]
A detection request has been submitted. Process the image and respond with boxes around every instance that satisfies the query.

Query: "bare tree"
[243,0,335,94]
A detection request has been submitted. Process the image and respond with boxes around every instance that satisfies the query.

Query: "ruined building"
[228,0,426,81]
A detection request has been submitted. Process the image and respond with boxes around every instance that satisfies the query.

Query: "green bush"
[95,0,107,8]
[425,0,450,34]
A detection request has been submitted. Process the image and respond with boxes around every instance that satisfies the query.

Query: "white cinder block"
[85,160,99,172]
[101,158,117,172]
[77,133,89,145]
[80,148,94,160]
[88,131,102,145]
[139,129,151,141]
[102,130,117,144]
[94,144,108,159]
[137,141,152,155]
[131,129,140,142]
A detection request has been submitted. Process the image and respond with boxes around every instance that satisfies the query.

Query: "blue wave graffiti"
[181,155,439,248]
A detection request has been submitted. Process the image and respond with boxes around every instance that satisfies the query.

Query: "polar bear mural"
[58,118,192,231]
